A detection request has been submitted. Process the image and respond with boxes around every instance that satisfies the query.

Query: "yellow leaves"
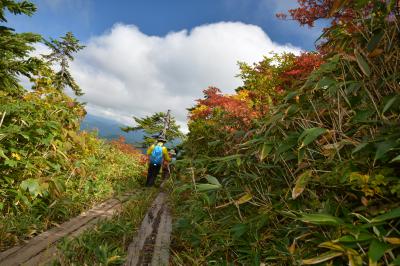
[350,172,369,183]
[349,172,388,197]
[107,255,122,264]
[362,187,376,197]
[11,153,21,161]
[302,251,343,265]
[292,170,313,200]
[288,240,296,254]
[195,104,208,112]
[384,237,400,245]
[189,104,209,119]
[347,253,362,266]
[319,241,346,252]
[234,89,250,101]
[235,193,253,205]
[321,143,339,158]
[321,139,354,158]
[369,259,378,266]
[368,48,384,58]
[215,192,253,209]
[303,241,362,266]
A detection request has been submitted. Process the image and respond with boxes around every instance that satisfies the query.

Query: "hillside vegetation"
[0,1,144,250]
[171,1,400,265]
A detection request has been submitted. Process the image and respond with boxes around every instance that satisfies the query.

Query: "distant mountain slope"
[80,114,145,146]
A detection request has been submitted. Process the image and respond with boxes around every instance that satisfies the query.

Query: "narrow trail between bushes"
[0,184,172,266]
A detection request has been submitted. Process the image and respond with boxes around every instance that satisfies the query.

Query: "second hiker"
[145,137,171,187]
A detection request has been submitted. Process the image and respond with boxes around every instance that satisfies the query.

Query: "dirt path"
[0,192,136,266]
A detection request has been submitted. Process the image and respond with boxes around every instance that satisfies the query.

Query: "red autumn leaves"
[189,52,324,133]
[189,87,258,130]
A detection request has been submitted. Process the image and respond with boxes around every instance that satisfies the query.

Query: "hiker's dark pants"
[145,163,161,187]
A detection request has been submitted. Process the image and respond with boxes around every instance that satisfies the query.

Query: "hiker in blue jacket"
[145,137,171,187]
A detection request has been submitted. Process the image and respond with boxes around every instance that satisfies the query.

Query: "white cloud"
[66,22,301,132]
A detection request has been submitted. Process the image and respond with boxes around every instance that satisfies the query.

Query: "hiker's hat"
[157,136,167,143]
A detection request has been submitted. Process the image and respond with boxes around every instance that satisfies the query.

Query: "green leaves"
[172,9,400,264]
[121,111,184,147]
[390,154,400,163]
[20,178,45,199]
[230,224,248,239]
[368,240,390,262]
[374,140,398,162]
[259,142,273,161]
[196,175,222,192]
[43,32,85,96]
[298,127,326,148]
[352,142,368,154]
[367,30,384,52]
[196,184,221,192]
[0,0,154,254]
[354,49,371,77]
[370,208,400,223]
[336,233,373,243]
[299,213,344,226]
[0,0,37,22]
[205,175,221,186]
[382,95,398,114]
[4,159,18,167]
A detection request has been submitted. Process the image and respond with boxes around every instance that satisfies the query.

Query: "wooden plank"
[125,191,171,266]
[151,206,172,266]
[26,201,125,266]
[0,193,136,266]
[125,192,167,266]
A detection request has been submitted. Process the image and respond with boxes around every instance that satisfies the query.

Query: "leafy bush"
[172,1,400,265]
[0,1,145,250]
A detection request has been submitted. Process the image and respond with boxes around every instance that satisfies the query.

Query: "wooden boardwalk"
[0,187,173,266]
[0,193,135,266]
[125,191,172,266]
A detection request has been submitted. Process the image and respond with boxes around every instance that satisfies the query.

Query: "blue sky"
[10,0,324,50]
[8,0,326,130]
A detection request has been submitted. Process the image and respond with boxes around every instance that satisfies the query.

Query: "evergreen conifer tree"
[122,112,184,147]
[0,0,42,95]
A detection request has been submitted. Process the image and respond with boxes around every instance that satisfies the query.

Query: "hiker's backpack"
[150,145,163,165]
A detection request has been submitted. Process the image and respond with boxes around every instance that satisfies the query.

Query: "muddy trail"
[0,187,172,266]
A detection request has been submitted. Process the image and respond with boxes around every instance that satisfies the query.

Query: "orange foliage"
[109,136,146,163]
[189,87,259,130]
[282,52,324,80]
